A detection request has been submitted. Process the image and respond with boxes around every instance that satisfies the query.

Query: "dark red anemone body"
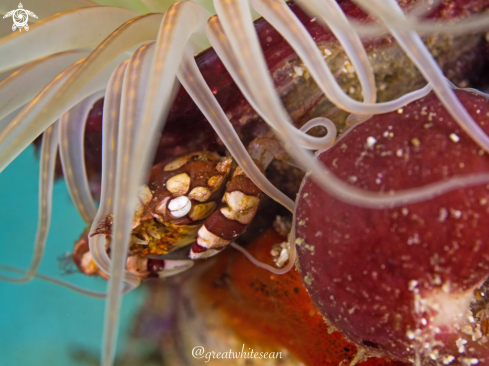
[295,90,489,364]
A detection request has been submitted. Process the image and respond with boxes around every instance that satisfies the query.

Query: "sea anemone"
[1,0,489,365]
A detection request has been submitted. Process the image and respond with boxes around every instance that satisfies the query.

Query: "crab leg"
[190,164,263,259]
[125,256,194,278]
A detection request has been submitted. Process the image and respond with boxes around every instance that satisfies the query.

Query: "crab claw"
[189,242,224,260]
[126,256,194,278]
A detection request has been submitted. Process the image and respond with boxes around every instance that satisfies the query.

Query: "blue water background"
[0,146,145,365]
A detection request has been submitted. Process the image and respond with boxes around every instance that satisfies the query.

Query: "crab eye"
[168,196,191,218]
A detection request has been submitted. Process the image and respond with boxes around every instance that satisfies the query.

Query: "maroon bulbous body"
[295,90,489,364]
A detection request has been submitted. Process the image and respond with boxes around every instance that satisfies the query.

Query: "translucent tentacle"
[251,0,432,115]
[355,0,489,153]
[59,92,103,223]
[0,0,98,20]
[139,0,171,13]
[406,14,489,36]
[230,242,296,274]
[0,53,128,174]
[92,45,158,366]
[0,7,137,73]
[100,42,156,366]
[206,16,339,151]
[406,0,442,19]
[349,12,489,38]
[229,220,297,275]
[88,60,127,283]
[102,3,210,365]
[0,121,58,283]
[106,43,155,280]
[0,50,90,121]
[212,0,489,209]
[294,0,376,103]
[113,0,151,13]
[299,117,337,151]
[0,264,107,298]
[0,105,23,134]
[177,46,295,213]
[0,12,164,176]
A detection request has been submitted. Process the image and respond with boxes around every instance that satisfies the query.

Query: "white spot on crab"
[166,173,191,196]
[197,225,228,248]
[168,196,191,218]
[138,184,153,205]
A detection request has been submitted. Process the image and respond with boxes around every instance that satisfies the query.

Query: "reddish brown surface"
[197,228,408,366]
[295,90,489,363]
[427,0,489,19]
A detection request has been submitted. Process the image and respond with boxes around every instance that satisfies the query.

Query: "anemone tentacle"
[206,0,489,209]
[356,0,489,152]
[0,0,100,21]
[59,91,103,222]
[0,122,58,283]
[101,41,155,366]
[177,45,296,213]
[100,3,210,364]
[88,60,128,281]
[0,7,137,73]
[0,50,90,121]
[253,0,433,114]
[0,53,128,173]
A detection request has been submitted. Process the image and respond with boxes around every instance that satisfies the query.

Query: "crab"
[73,150,280,279]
